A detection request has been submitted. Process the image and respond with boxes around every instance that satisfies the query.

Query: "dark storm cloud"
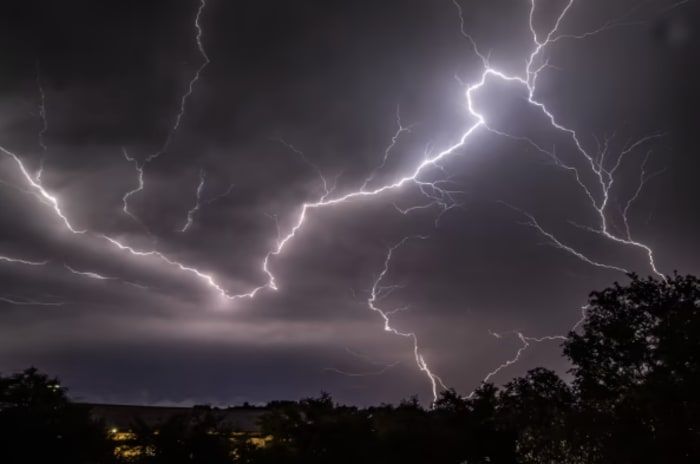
[0,0,698,405]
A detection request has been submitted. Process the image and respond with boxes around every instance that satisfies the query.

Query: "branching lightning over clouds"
[232,0,675,398]
[5,0,663,305]
[182,0,667,397]
[0,0,678,402]
[228,0,665,310]
[0,141,226,296]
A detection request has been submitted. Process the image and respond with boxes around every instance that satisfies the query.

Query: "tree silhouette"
[498,368,576,463]
[249,393,376,464]
[0,367,115,464]
[564,273,700,463]
[434,384,518,464]
[126,412,234,464]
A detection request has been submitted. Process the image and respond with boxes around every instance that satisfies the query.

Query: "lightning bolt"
[121,148,147,228]
[365,236,446,402]
[523,31,664,280]
[275,138,339,201]
[0,255,48,266]
[179,169,206,232]
[0,145,86,234]
[480,305,588,386]
[145,0,210,163]
[123,0,211,223]
[64,263,149,290]
[100,235,233,297]
[621,150,666,241]
[222,139,340,300]
[499,201,629,274]
[482,331,566,384]
[226,91,485,300]
[64,264,115,281]
[361,104,415,190]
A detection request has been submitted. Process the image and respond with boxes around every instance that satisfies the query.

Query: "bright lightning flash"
[0,0,672,401]
[366,236,447,401]
[230,0,665,307]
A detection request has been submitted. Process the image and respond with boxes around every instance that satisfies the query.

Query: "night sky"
[0,0,698,406]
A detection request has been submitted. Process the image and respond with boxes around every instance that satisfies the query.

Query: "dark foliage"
[0,367,115,464]
[563,273,700,463]
[124,413,234,464]
[2,274,698,463]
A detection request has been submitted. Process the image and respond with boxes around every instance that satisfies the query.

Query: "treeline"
[1,274,698,463]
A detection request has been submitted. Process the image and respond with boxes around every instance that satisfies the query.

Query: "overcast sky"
[0,0,697,406]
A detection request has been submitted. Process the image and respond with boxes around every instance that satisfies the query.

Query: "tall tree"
[564,274,700,463]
